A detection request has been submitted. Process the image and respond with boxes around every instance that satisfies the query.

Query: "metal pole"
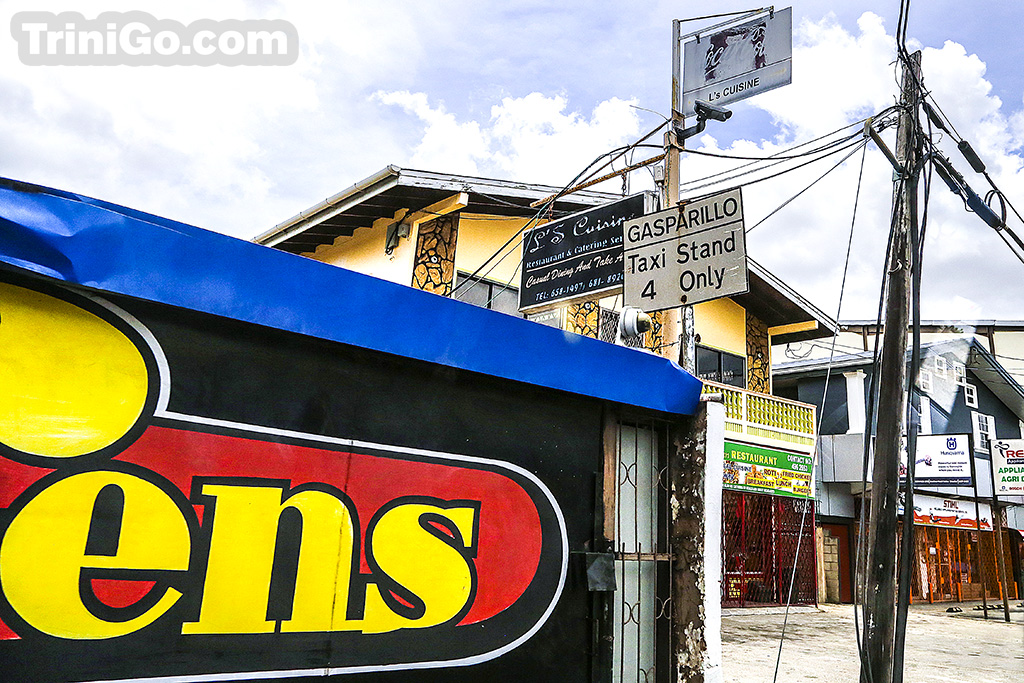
[989,458,1012,622]
[968,432,989,618]
[861,51,920,683]
[664,20,693,372]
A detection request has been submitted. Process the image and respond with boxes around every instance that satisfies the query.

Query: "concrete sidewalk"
[721,603,1024,682]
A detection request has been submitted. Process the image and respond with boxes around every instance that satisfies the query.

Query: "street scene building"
[256,164,839,610]
[775,338,1024,606]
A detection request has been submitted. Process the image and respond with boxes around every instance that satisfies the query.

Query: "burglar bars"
[613,420,672,683]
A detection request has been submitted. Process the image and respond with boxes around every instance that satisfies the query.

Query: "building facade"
[775,339,1024,606]
[257,165,839,611]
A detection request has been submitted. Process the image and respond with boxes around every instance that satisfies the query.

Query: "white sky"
[2,1,1024,321]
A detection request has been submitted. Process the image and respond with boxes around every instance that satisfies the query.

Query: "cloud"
[372,90,643,187]
[686,11,1024,320]
[371,91,489,175]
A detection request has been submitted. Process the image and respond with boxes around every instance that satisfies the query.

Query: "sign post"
[622,188,748,312]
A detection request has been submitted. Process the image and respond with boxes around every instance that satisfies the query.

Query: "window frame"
[964,382,979,408]
[972,410,994,454]
[695,344,746,389]
[454,271,524,318]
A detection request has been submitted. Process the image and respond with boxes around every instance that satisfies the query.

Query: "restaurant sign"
[519,194,648,312]
[723,440,812,499]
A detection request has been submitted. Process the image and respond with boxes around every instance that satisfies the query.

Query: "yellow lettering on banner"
[0,471,190,639]
[0,283,149,458]
[182,484,357,635]
[361,503,477,634]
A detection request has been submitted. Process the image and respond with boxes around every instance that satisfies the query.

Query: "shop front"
[906,494,1020,603]
[721,441,817,607]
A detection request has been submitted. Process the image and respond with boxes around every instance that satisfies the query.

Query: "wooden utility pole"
[861,51,921,683]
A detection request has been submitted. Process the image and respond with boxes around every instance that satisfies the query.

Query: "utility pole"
[861,51,921,683]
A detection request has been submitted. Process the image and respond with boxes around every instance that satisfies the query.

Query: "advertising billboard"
[0,275,577,682]
[899,433,973,487]
[992,439,1024,495]
[519,194,647,311]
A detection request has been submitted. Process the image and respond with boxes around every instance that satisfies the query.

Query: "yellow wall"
[454,214,538,285]
[299,213,538,289]
[693,298,746,356]
[305,222,417,286]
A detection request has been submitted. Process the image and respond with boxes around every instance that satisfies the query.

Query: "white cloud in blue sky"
[1,1,1023,319]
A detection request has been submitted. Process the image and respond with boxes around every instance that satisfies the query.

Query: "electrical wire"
[682,134,868,196]
[772,141,869,683]
[679,120,885,192]
[452,121,669,303]
[746,139,869,235]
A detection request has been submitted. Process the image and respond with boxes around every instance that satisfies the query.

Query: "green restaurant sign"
[723,440,813,499]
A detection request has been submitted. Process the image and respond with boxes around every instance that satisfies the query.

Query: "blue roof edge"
[0,178,702,416]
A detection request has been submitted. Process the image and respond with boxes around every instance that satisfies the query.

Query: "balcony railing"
[701,380,816,454]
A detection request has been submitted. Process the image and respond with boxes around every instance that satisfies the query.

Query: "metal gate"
[911,526,1021,602]
[613,421,671,683]
[721,490,816,607]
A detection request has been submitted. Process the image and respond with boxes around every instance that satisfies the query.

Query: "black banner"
[519,194,647,311]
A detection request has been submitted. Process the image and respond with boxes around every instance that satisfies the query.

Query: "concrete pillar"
[670,400,724,683]
[844,370,867,434]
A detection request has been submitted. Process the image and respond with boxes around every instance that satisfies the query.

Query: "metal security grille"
[613,421,671,683]
[721,490,817,607]
[909,526,1019,602]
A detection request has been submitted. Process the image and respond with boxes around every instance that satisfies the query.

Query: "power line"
[746,139,869,234]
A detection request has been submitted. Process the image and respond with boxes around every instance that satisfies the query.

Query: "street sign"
[519,194,647,312]
[622,188,748,312]
[680,7,792,116]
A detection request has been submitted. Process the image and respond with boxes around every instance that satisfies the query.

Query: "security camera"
[618,307,653,340]
[694,99,732,122]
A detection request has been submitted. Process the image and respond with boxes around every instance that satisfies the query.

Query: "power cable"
[449,126,664,300]
[746,139,869,234]
[682,135,867,196]
[772,141,869,683]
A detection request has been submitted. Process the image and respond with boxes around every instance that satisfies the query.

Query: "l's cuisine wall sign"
[0,278,567,682]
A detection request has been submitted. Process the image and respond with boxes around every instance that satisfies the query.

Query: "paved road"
[721,603,1024,682]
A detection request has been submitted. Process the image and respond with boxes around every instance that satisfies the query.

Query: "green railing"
[701,380,816,453]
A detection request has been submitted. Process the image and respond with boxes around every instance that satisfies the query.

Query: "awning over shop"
[0,178,703,416]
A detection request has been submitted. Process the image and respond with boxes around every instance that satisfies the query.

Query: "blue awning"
[0,178,702,416]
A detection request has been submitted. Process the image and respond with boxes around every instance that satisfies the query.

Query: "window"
[455,272,522,317]
[918,370,932,393]
[952,362,966,386]
[933,355,947,378]
[964,382,978,408]
[918,395,932,434]
[972,411,994,454]
[696,345,745,388]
